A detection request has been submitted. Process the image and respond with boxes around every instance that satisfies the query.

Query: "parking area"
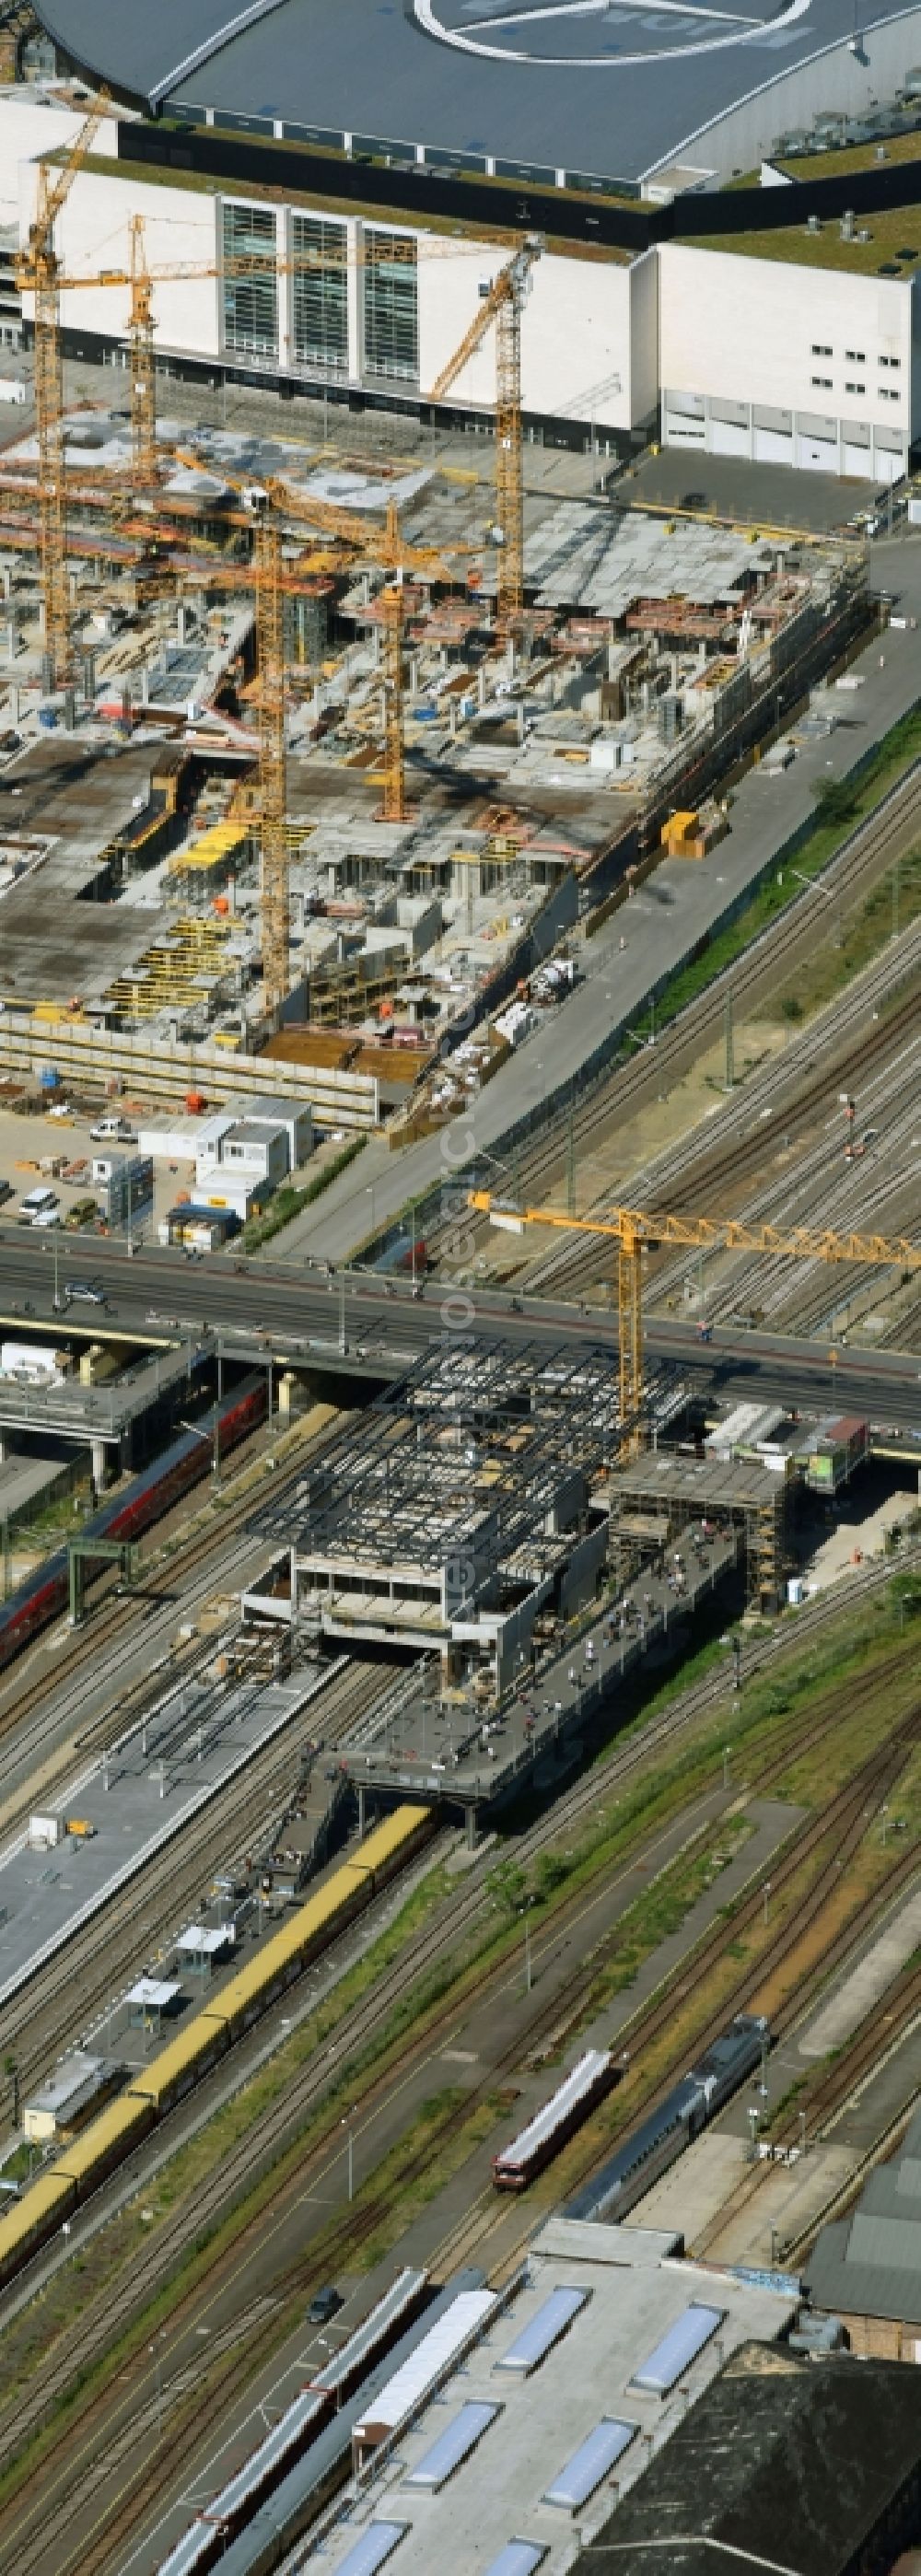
[612,444,893,534]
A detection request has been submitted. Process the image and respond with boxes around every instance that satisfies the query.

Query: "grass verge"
[241,1135,367,1253]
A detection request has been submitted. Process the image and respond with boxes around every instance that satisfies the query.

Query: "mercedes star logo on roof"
[413,0,810,67]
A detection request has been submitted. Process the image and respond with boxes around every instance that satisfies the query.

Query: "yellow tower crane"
[41,230,500,500]
[429,236,542,640]
[14,88,110,688]
[203,468,466,1012]
[265,480,465,824]
[127,216,157,490]
[468,1189,921,1458]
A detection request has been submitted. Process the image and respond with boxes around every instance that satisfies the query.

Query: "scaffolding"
[605,1451,789,1613]
[256,1339,630,1629]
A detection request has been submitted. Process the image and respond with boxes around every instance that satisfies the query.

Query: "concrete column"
[466,1805,477,1850]
[278,1370,294,1418]
[276,204,292,372]
[347,216,361,382]
[91,1437,108,1489]
[357,1784,367,1836]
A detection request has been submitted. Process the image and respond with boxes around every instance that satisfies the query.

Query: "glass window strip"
[363,228,418,384]
[292,214,348,373]
[222,201,278,359]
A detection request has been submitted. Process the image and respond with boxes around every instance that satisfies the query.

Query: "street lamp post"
[179,1414,220,1495]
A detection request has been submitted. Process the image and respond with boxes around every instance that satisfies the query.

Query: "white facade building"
[659,239,917,482]
[3,98,918,479]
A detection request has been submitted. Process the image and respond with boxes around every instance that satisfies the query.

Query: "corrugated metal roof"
[849,2212,921,2274]
[353,2291,495,2440]
[495,2051,612,2170]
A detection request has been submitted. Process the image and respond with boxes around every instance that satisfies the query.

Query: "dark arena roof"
[31,0,913,192]
[582,2340,921,2576]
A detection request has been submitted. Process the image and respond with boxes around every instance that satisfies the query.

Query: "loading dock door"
[710,418,749,458]
[797,432,837,472]
[753,426,793,465]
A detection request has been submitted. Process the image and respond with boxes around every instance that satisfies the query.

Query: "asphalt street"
[1,1231,919,1431]
[278,532,921,1265]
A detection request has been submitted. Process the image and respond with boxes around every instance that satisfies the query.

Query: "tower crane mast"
[430,236,542,640]
[15,89,110,688]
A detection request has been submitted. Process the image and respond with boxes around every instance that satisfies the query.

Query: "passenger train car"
[0,1375,266,1671]
[0,1806,430,2291]
[565,2016,768,2224]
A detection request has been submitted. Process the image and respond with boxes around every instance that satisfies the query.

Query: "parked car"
[308,2284,343,2325]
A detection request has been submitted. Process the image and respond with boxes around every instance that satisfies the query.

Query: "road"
[272,533,921,1265]
[2,1230,920,1431]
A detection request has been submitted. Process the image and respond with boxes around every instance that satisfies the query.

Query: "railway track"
[2,1594,916,2570]
[0,1408,340,1835]
[424,754,921,1279]
[1,1711,894,2576]
[0,1659,386,2095]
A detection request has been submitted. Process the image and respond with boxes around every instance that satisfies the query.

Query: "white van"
[19,1186,60,1223]
[89,1115,136,1143]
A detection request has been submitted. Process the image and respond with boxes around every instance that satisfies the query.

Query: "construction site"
[0,88,877,1166]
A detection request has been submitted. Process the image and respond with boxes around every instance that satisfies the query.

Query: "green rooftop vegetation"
[775,124,921,181]
[679,198,921,274]
[73,150,633,263]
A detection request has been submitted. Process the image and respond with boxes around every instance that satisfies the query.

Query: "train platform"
[0,1659,339,2009]
[341,1516,740,1830]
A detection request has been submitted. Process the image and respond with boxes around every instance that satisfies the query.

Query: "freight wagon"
[0,1807,430,2291]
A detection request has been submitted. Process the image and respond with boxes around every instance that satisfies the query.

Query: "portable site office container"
[53,2092,154,2192]
[0,2171,76,2285]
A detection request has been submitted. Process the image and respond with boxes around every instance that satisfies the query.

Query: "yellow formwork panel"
[0,2170,75,2267]
[126,2010,230,2107]
[347,1805,430,1880]
[53,2093,153,2186]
